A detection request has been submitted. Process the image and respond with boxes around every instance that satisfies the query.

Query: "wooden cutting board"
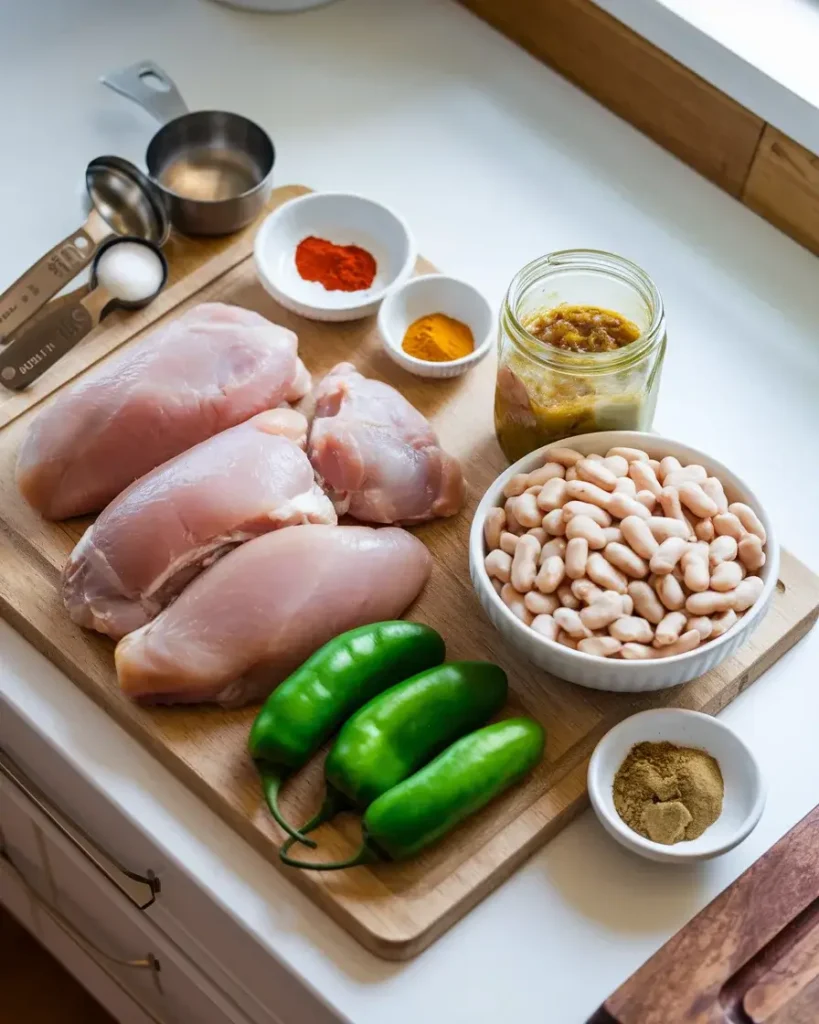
[1,184,818,960]
[590,804,819,1023]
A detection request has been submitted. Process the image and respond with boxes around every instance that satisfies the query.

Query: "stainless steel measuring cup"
[0,236,168,391]
[102,62,276,236]
[0,156,168,344]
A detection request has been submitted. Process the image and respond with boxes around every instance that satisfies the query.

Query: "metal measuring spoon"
[0,236,168,391]
[0,157,168,344]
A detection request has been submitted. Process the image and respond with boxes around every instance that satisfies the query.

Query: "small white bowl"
[469,431,779,692]
[588,709,765,862]
[377,274,494,378]
[254,192,416,322]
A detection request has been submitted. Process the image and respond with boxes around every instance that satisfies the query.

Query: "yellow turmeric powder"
[401,313,474,362]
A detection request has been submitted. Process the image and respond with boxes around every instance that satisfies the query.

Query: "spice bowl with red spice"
[254,191,416,321]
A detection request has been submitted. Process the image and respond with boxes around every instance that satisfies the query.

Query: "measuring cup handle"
[0,224,103,344]
[100,61,189,125]
[0,291,97,392]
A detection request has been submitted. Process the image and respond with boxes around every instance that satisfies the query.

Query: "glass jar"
[495,250,666,463]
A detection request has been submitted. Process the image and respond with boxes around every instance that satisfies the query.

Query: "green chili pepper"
[249,621,445,844]
[279,718,544,870]
[280,661,508,850]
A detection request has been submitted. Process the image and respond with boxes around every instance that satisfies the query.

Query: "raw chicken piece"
[115,525,432,706]
[308,362,465,524]
[17,303,311,520]
[62,409,335,641]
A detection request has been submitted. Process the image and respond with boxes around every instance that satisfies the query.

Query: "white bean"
[621,642,657,660]
[609,492,652,521]
[606,447,649,463]
[579,592,623,630]
[571,579,605,605]
[614,476,637,497]
[542,509,567,536]
[503,474,530,498]
[604,542,649,579]
[527,527,547,545]
[562,501,612,528]
[654,611,687,647]
[525,485,542,497]
[540,537,568,562]
[602,455,629,477]
[655,573,686,611]
[485,549,512,583]
[525,591,560,616]
[565,480,613,510]
[629,461,663,496]
[713,513,746,541]
[694,518,715,542]
[511,535,540,592]
[628,581,665,624]
[647,517,691,542]
[553,607,591,638]
[729,502,767,543]
[664,465,708,489]
[530,614,558,641]
[491,578,503,596]
[711,561,744,592]
[658,456,682,482]
[556,630,579,649]
[647,459,662,475]
[602,526,623,545]
[733,575,764,612]
[537,477,568,512]
[620,594,634,616]
[620,516,659,559]
[544,447,584,467]
[609,616,654,644]
[512,492,543,529]
[654,630,701,657]
[586,453,606,463]
[484,507,506,551]
[650,537,688,575]
[586,552,628,594]
[709,535,738,566]
[526,462,565,486]
[681,543,710,593]
[565,538,589,580]
[535,555,565,594]
[504,501,524,535]
[710,609,738,637]
[566,515,607,549]
[500,531,519,555]
[565,466,579,481]
[738,534,766,571]
[685,590,736,615]
[658,487,694,537]
[576,458,618,492]
[636,490,657,512]
[578,637,622,658]
[678,482,719,518]
[500,583,534,624]
[702,477,728,514]
[686,615,714,641]
[557,583,581,609]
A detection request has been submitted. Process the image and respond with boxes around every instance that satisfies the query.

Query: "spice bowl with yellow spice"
[378,274,494,378]
[588,709,765,864]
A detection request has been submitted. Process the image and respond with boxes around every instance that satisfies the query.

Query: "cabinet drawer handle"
[1,846,162,987]
[0,749,160,910]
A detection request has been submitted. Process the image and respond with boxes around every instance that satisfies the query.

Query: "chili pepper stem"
[280,788,349,851]
[279,840,381,872]
[258,767,318,849]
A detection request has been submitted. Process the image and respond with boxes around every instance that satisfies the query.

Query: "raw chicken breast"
[62,409,335,641]
[308,362,465,524]
[17,303,311,520]
[115,525,432,706]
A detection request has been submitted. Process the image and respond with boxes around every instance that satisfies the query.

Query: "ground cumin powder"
[612,741,724,845]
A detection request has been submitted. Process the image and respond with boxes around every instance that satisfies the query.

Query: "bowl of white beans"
[469,431,778,692]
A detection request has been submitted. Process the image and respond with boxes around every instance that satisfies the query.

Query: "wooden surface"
[1,189,819,960]
[459,0,764,196]
[459,0,819,258]
[744,127,819,257]
[590,805,819,1023]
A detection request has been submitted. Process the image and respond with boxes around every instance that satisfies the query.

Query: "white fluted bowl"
[469,431,778,693]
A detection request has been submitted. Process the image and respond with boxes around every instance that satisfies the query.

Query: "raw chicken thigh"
[17,303,311,520]
[115,525,432,706]
[308,363,465,524]
[62,409,335,641]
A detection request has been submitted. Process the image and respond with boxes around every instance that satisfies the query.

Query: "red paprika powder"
[295,236,377,292]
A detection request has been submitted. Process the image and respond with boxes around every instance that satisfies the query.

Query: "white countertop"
[3,1,819,1022]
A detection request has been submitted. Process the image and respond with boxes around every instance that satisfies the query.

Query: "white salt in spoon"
[0,237,168,391]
